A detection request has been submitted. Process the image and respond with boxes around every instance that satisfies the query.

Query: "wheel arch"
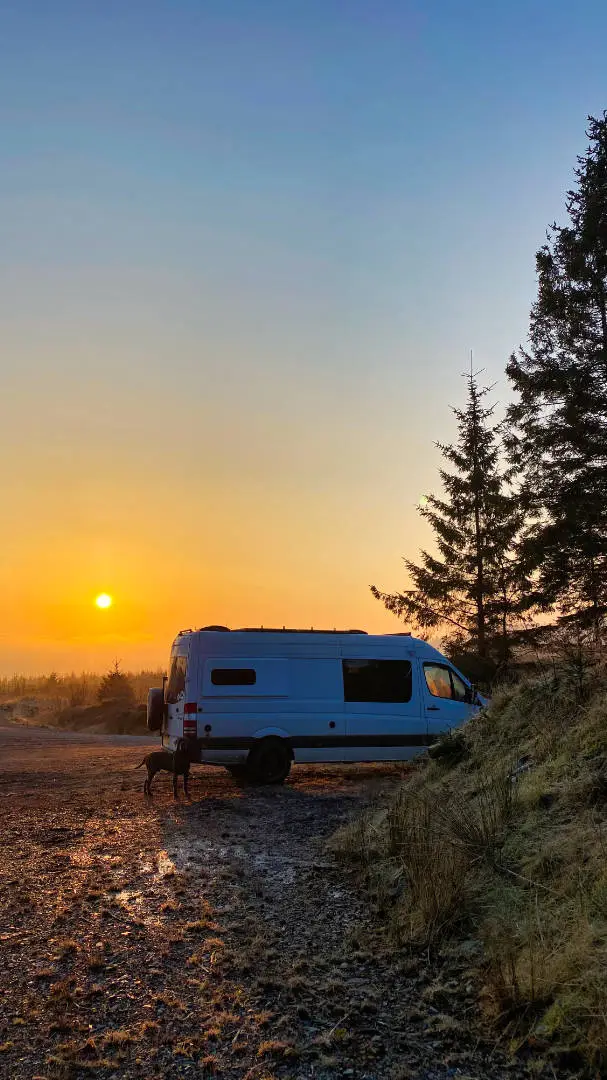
[252,726,293,752]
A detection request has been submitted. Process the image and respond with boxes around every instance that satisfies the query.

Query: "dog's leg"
[183,767,190,799]
[146,768,155,796]
[173,772,179,800]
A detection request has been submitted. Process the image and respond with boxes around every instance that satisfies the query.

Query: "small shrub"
[428,728,470,768]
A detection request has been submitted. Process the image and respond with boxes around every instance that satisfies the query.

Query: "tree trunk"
[499,568,509,662]
[470,393,487,659]
[595,277,607,354]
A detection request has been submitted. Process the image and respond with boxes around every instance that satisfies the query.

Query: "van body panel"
[159,629,481,762]
[202,657,289,699]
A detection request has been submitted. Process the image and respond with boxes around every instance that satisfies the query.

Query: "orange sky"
[0,360,433,673]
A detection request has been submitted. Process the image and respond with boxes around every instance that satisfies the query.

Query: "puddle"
[158,832,328,891]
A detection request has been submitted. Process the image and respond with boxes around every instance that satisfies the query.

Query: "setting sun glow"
[95,593,113,610]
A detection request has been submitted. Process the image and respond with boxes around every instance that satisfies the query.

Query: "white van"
[147,626,483,784]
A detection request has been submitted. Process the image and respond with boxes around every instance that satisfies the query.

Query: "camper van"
[147,627,483,784]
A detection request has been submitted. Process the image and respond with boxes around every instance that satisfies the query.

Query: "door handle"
[427,706,441,711]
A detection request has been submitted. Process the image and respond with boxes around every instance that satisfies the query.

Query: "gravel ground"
[0,725,534,1080]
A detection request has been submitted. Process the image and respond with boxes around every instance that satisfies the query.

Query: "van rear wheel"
[247,739,292,785]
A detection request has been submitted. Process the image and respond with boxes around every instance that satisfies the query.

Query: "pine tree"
[507,113,607,632]
[97,660,135,705]
[372,371,525,661]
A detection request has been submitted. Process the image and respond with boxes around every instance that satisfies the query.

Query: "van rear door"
[164,650,189,745]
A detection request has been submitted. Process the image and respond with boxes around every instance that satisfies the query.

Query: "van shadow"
[152,760,406,899]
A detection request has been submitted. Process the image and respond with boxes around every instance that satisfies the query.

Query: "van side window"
[166,656,187,703]
[424,663,469,701]
[450,670,468,702]
[342,659,412,703]
[211,668,256,686]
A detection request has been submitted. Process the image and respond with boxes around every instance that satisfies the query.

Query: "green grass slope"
[334,672,607,1074]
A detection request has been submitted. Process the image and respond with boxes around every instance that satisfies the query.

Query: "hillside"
[334,668,607,1075]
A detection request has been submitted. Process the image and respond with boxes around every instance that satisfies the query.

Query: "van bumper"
[183,736,250,765]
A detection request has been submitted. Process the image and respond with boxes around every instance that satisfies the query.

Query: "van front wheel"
[247,739,292,785]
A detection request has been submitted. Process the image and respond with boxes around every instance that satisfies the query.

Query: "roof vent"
[199,625,230,632]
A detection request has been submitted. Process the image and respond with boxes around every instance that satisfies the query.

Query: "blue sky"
[0,1,606,670]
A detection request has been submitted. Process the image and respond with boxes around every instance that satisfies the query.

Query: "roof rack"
[232,627,368,635]
[192,625,371,635]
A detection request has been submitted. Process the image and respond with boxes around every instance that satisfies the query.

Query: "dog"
[135,738,192,798]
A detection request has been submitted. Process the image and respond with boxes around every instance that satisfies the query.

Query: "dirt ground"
[0,725,526,1080]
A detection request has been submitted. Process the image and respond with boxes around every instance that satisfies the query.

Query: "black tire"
[247,738,292,785]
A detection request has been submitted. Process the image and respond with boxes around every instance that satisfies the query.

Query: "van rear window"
[166,655,187,703]
[211,668,256,686]
[343,659,412,703]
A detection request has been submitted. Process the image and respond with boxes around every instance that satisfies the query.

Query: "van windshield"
[166,655,187,703]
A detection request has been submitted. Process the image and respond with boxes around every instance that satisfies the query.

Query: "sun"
[95,593,113,610]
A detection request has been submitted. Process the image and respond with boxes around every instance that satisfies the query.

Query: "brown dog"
[136,739,192,798]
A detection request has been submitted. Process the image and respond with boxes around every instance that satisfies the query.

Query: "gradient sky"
[1,1,606,674]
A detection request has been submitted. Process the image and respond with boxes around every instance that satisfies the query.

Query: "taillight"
[183,703,197,738]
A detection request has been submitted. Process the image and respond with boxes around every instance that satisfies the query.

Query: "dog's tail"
[134,759,147,769]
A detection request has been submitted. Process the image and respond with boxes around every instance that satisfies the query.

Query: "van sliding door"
[342,656,424,761]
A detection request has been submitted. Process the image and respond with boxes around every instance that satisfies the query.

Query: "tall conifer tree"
[372,372,525,660]
[507,114,607,631]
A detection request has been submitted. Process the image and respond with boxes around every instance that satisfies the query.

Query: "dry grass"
[54,938,78,959]
[184,918,221,934]
[333,662,607,1072]
[152,991,187,1011]
[256,1039,298,1059]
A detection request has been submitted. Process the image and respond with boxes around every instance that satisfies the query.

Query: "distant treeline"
[0,667,164,707]
[373,112,607,668]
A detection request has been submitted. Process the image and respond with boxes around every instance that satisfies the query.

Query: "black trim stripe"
[193,733,438,751]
